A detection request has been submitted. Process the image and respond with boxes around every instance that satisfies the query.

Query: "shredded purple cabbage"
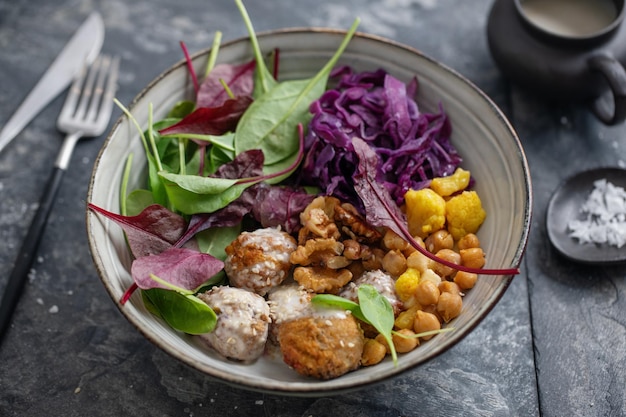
[298,66,462,209]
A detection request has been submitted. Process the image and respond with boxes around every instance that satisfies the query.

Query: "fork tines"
[57,54,120,137]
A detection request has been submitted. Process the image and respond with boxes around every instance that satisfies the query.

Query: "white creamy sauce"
[521,0,617,37]
[568,178,626,247]
[268,284,314,325]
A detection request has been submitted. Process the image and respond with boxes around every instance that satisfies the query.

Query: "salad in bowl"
[86,0,531,394]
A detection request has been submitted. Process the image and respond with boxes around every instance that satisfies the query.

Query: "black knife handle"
[0,166,65,343]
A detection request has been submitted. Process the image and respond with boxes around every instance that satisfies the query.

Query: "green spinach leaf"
[233,1,360,168]
[142,288,217,335]
[196,224,241,261]
[159,171,259,215]
[310,293,367,322]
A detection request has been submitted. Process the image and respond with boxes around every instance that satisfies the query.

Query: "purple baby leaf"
[213,148,264,179]
[197,60,256,108]
[131,247,224,291]
[88,203,188,258]
[351,137,407,238]
[251,183,316,233]
[159,96,253,137]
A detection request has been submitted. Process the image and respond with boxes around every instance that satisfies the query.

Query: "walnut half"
[293,266,353,294]
[290,238,344,266]
[298,196,341,243]
[334,202,382,244]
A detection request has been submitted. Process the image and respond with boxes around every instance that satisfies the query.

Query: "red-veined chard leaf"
[180,41,200,95]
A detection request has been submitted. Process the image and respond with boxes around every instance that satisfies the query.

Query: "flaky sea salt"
[567,179,626,247]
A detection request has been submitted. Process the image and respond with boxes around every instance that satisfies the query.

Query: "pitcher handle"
[588,52,626,125]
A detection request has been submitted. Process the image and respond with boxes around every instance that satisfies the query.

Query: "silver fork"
[0,55,120,342]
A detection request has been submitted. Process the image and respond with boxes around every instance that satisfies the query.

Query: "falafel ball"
[277,313,364,380]
[197,286,271,362]
[224,227,297,296]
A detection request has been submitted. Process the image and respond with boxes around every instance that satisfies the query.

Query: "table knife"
[0,12,105,155]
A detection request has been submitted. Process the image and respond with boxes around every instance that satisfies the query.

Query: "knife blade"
[0,12,105,155]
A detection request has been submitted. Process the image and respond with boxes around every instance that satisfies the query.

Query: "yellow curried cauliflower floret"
[445,191,486,240]
[430,168,471,197]
[405,188,446,239]
[395,267,420,302]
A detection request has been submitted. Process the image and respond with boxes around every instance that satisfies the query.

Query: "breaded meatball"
[197,286,270,362]
[224,227,297,296]
[278,313,364,380]
[340,269,403,314]
[267,284,313,343]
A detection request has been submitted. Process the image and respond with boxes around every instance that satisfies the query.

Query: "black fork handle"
[0,166,65,343]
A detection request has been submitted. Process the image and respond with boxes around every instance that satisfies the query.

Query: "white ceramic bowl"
[86,29,532,396]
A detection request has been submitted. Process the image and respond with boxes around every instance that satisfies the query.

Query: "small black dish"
[546,167,626,264]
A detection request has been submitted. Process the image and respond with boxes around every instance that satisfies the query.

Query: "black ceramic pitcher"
[487,0,626,125]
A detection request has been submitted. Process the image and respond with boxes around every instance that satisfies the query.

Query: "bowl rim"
[86,27,533,396]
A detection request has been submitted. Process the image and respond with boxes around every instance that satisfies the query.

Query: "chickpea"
[361,338,387,366]
[391,328,419,353]
[431,248,461,278]
[383,229,409,251]
[460,247,486,269]
[421,304,443,323]
[382,249,407,277]
[375,333,392,354]
[413,310,441,341]
[437,291,463,322]
[439,280,461,295]
[454,270,478,290]
[414,280,440,306]
[362,247,385,270]
[402,243,417,258]
[394,305,419,330]
[425,229,454,253]
[361,321,379,339]
[457,233,480,250]
[402,235,425,257]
